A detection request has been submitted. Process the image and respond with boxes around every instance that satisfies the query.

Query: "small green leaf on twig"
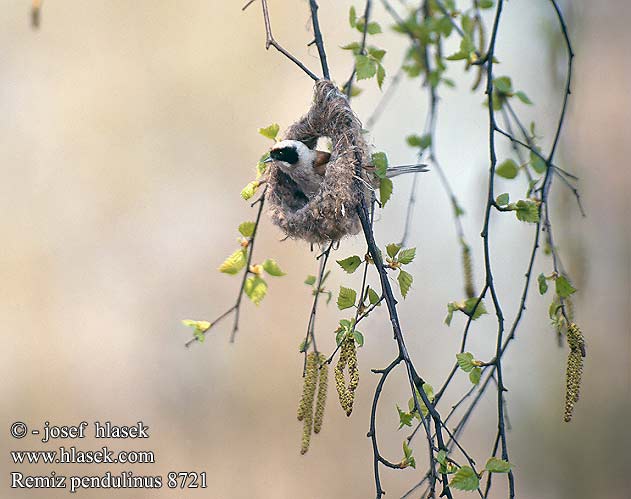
[485,457,513,473]
[262,259,285,277]
[496,159,519,179]
[450,466,480,491]
[258,123,279,141]
[238,221,256,238]
[244,276,267,305]
[337,286,357,310]
[555,275,576,298]
[337,255,362,273]
[398,270,413,298]
[219,249,247,275]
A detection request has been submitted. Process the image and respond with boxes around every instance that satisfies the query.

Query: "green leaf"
[349,5,357,28]
[446,35,475,61]
[456,352,475,373]
[494,76,513,94]
[368,287,380,305]
[450,466,480,491]
[469,367,482,385]
[555,275,576,298]
[437,449,448,465]
[368,46,386,62]
[257,152,270,177]
[262,258,285,277]
[244,276,268,305]
[371,151,389,178]
[241,180,260,200]
[496,193,510,206]
[341,41,361,52]
[386,243,401,258]
[379,177,393,206]
[355,54,377,80]
[515,90,533,105]
[398,270,413,298]
[514,199,540,223]
[537,273,548,295]
[182,319,211,335]
[335,328,346,346]
[218,249,247,275]
[408,383,434,418]
[357,20,382,34]
[304,275,316,286]
[376,63,386,89]
[406,134,423,147]
[298,338,310,353]
[337,286,357,310]
[367,22,382,34]
[348,84,363,97]
[445,302,457,326]
[496,159,519,179]
[258,123,280,141]
[403,440,413,459]
[353,330,364,347]
[462,14,474,37]
[397,247,416,265]
[397,405,414,429]
[238,221,256,238]
[463,297,487,320]
[529,150,547,174]
[337,255,363,273]
[479,0,494,8]
[485,457,513,473]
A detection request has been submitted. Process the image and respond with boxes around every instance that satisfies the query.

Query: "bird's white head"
[268,140,313,172]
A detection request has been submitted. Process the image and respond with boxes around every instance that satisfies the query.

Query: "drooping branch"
[185,189,268,347]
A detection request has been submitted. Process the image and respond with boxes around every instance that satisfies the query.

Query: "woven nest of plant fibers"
[267,80,371,245]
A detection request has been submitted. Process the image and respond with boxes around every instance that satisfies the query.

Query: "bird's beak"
[263,156,274,163]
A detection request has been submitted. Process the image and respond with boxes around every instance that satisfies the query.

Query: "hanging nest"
[266,80,372,245]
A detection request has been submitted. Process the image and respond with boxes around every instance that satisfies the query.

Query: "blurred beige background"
[1,1,629,498]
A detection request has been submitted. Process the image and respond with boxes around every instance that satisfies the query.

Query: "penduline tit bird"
[266,139,428,199]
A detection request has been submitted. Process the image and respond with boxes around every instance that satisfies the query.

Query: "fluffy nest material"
[266,80,372,244]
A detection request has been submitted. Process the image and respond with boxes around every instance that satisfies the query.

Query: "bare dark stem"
[259,0,319,81]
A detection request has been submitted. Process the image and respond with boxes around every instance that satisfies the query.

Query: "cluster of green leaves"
[336,283,381,312]
[445,297,487,326]
[384,243,416,298]
[539,272,577,332]
[335,318,364,348]
[401,440,416,469]
[396,382,434,429]
[371,152,393,206]
[394,3,456,88]
[495,124,550,224]
[344,6,386,89]
[446,1,495,63]
[218,223,285,306]
[241,124,279,200]
[394,1,494,88]
[491,76,532,111]
[495,191,541,224]
[449,457,513,492]
[181,319,211,343]
[456,352,483,385]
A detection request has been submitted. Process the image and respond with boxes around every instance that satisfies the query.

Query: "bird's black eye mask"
[270,146,299,164]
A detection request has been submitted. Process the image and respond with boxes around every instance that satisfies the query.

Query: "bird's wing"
[313,150,331,176]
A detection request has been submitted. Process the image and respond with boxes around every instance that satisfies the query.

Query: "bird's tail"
[385,164,429,178]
